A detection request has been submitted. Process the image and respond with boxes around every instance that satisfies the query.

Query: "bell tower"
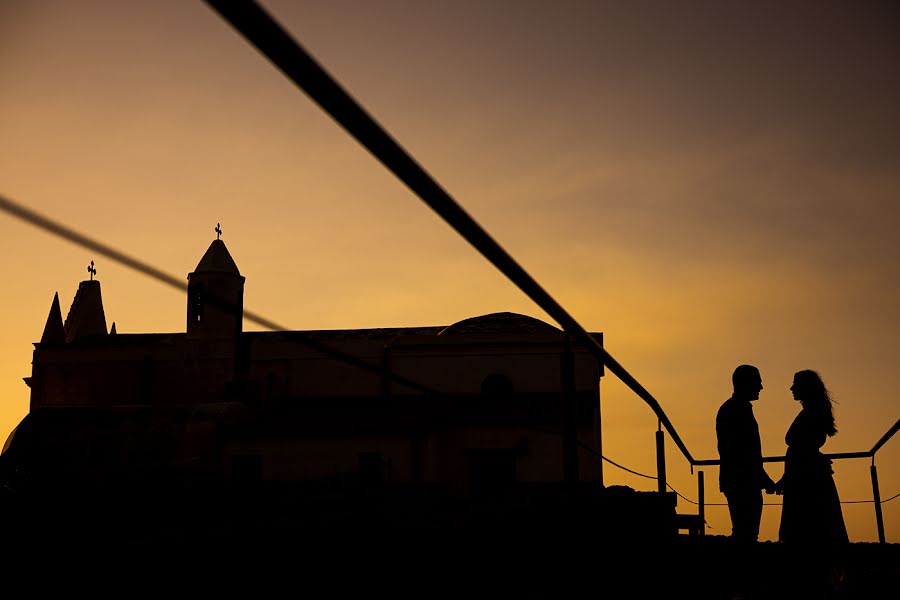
[187,225,245,339]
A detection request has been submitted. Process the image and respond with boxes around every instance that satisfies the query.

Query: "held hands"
[772,479,784,496]
[764,480,776,495]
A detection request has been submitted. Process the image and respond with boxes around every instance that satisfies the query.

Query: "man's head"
[732,364,763,401]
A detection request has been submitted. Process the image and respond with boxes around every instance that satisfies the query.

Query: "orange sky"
[1,0,898,542]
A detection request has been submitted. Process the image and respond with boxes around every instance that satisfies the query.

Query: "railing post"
[871,463,886,544]
[697,470,705,536]
[381,344,392,399]
[656,425,666,493]
[561,334,577,491]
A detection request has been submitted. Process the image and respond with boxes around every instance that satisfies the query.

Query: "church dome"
[438,312,560,335]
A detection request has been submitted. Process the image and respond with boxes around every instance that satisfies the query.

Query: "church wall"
[389,350,599,396]
[223,435,414,484]
[30,336,241,408]
[245,335,601,400]
[31,347,151,408]
[422,424,601,493]
[247,337,386,398]
[220,423,601,493]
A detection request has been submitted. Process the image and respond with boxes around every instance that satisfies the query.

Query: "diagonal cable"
[202,0,695,465]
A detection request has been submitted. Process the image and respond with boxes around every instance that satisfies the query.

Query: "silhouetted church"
[2,237,680,540]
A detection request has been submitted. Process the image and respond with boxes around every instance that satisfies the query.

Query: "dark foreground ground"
[3,526,894,599]
[1,482,896,598]
[656,535,899,600]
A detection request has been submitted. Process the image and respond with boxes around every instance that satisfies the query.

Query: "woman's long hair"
[794,369,838,436]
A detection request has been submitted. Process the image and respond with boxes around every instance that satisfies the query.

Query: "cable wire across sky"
[200,0,697,464]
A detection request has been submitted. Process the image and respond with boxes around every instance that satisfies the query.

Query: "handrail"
[871,418,900,455]
[688,421,898,542]
[692,419,900,466]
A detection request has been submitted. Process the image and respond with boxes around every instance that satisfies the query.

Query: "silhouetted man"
[716,364,775,543]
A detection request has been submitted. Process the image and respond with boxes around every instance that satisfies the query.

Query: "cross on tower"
[87,260,96,280]
[216,223,222,240]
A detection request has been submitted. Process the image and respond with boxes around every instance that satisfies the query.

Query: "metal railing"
[651,414,900,543]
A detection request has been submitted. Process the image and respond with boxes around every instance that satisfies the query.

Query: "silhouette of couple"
[716,364,849,547]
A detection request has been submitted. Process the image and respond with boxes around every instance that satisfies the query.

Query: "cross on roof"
[87,260,96,280]
[216,223,222,240]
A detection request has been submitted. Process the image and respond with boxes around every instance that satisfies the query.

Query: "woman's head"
[791,370,826,400]
[790,369,837,436]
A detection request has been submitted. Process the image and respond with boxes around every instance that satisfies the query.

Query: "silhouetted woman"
[775,370,849,546]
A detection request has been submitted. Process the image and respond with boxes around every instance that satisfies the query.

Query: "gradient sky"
[1,0,898,543]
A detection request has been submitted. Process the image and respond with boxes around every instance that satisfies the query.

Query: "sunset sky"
[1,0,898,542]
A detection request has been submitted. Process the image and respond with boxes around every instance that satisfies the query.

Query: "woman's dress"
[778,408,849,546]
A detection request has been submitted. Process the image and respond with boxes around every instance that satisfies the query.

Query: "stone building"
[7,237,606,497]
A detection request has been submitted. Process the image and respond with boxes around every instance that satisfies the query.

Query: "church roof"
[192,239,241,275]
[63,280,108,342]
[40,292,65,344]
